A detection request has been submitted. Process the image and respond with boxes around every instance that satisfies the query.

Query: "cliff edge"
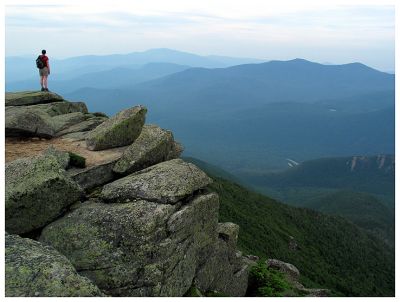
[5,91,252,297]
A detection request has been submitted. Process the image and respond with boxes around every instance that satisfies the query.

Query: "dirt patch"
[5,137,127,167]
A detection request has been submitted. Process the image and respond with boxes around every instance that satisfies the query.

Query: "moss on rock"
[5,91,65,106]
[113,124,176,175]
[85,106,147,151]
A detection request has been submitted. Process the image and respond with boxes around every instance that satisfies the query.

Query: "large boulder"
[86,106,147,151]
[5,91,64,106]
[160,193,220,296]
[5,234,104,297]
[5,107,55,138]
[5,151,84,234]
[39,200,176,296]
[113,124,177,175]
[40,193,219,297]
[266,259,300,282]
[101,158,212,204]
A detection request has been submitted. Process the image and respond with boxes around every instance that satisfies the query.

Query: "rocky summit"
[4,91,253,297]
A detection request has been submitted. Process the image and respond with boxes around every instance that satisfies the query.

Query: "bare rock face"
[193,223,250,297]
[5,91,64,106]
[102,159,212,204]
[5,234,104,297]
[40,193,221,296]
[85,106,147,151]
[5,151,84,234]
[5,108,56,138]
[113,124,179,175]
[5,100,88,138]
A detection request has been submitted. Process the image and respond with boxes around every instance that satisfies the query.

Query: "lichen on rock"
[5,91,64,106]
[5,233,104,297]
[5,91,251,297]
[5,150,84,234]
[113,124,177,175]
[102,158,212,204]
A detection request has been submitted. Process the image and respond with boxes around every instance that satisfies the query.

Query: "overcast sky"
[5,0,395,71]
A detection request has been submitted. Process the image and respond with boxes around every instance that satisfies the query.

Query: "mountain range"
[6,50,394,173]
[5,48,395,297]
[5,48,264,83]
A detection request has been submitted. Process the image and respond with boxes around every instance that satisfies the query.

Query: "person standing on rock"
[37,49,50,92]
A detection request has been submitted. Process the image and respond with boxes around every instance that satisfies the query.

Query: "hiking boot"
[44,88,49,92]
[41,87,45,91]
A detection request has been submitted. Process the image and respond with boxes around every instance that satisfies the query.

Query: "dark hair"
[42,50,46,54]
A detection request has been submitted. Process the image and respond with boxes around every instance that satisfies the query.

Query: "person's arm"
[47,60,50,75]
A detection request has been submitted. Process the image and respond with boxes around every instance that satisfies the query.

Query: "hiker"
[36,49,50,92]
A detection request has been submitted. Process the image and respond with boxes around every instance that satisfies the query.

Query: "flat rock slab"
[6,137,127,168]
[86,106,147,151]
[101,158,212,204]
[5,234,104,297]
[5,91,64,106]
[67,160,117,191]
[6,102,88,138]
[56,116,108,137]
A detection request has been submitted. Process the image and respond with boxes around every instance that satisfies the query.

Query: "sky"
[4,0,396,71]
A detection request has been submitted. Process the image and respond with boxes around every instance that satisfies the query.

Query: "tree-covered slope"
[306,190,394,245]
[205,176,394,297]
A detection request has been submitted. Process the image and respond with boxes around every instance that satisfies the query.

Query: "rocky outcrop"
[5,150,84,234]
[113,124,180,175]
[5,233,104,297]
[5,98,88,138]
[193,223,250,296]
[85,106,147,151]
[57,116,107,137]
[5,91,250,297]
[102,159,212,204]
[39,193,219,296]
[6,107,56,138]
[5,91,64,106]
[68,160,117,191]
[266,259,330,297]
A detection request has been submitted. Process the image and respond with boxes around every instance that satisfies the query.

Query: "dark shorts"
[39,67,49,77]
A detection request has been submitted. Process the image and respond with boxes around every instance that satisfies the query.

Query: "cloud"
[4,2,395,70]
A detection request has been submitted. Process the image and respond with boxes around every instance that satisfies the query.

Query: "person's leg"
[40,75,45,90]
[43,76,48,89]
